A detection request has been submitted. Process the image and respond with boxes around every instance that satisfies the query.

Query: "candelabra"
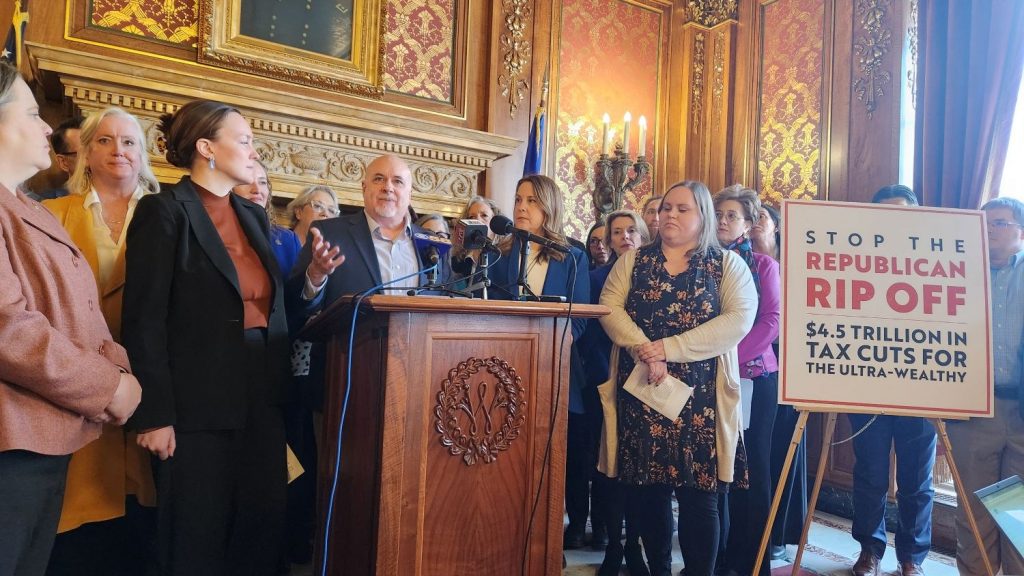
[593,142,651,218]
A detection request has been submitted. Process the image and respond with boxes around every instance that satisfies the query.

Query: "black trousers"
[674,486,721,576]
[722,371,778,576]
[0,450,70,576]
[152,330,287,576]
[565,411,600,533]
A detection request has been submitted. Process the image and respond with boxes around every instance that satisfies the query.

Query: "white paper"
[623,362,694,421]
[740,378,754,430]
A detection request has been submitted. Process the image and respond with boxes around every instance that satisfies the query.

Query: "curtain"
[914,0,1024,208]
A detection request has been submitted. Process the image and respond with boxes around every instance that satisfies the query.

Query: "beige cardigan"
[598,248,757,482]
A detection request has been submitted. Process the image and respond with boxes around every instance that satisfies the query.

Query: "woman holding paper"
[713,185,781,576]
[599,181,757,576]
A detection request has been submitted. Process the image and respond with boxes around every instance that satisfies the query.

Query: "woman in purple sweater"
[712,185,781,576]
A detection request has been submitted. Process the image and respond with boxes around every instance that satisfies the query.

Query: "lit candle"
[638,116,647,158]
[623,112,632,155]
[601,113,610,156]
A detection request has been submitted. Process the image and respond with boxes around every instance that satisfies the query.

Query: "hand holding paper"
[623,362,694,421]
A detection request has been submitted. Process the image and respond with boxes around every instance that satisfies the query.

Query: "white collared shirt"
[363,210,419,294]
[84,186,146,286]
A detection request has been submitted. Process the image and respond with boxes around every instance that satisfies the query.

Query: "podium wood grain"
[307,296,607,576]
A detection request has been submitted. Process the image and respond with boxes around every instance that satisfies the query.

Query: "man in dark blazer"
[287,153,451,316]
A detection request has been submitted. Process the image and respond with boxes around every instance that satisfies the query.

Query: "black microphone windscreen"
[451,254,476,275]
[489,214,515,236]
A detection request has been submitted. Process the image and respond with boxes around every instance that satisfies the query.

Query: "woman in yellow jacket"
[43,106,159,575]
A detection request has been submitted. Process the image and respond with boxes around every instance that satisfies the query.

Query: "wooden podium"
[301,295,607,576]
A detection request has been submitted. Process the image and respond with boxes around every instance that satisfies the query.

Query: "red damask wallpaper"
[91,0,198,46]
[756,0,824,204]
[87,0,456,103]
[382,0,454,102]
[555,0,661,240]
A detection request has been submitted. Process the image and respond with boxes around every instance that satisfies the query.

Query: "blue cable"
[319,264,438,576]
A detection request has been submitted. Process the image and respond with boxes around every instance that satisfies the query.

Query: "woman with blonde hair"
[600,181,757,576]
[286,184,338,246]
[42,106,158,574]
[233,160,301,275]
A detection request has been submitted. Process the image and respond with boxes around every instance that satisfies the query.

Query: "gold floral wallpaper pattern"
[91,0,198,46]
[87,0,456,102]
[555,0,661,240]
[756,0,824,204]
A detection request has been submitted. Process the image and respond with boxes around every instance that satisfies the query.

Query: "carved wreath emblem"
[434,357,527,466]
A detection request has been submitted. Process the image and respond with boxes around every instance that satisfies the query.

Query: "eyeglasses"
[715,211,746,223]
[434,231,451,239]
[309,201,339,217]
[588,237,606,246]
[988,219,1023,229]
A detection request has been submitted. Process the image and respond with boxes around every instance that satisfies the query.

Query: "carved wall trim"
[497,0,532,119]
[685,0,739,27]
[908,0,918,109]
[853,0,893,118]
[434,357,527,466]
[692,31,706,134]
[712,30,726,133]
[30,43,520,215]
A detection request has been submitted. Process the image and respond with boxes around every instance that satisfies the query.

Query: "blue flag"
[523,102,545,176]
[2,1,29,66]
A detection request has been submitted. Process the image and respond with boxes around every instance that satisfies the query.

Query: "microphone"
[412,232,452,265]
[452,218,490,250]
[489,215,571,254]
[451,253,476,275]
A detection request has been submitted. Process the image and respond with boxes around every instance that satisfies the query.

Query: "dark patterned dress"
[616,243,748,492]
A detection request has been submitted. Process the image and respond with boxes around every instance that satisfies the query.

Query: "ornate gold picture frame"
[198,0,385,98]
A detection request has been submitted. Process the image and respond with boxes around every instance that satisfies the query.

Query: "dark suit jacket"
[122,177,290,432]
[286,211,453,322]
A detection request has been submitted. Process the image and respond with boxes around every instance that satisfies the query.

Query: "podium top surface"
[300,294,609,340]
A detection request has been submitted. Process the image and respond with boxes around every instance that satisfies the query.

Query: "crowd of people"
[1,59,1022,576]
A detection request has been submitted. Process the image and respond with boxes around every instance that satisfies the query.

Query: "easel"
[752,410,995,576]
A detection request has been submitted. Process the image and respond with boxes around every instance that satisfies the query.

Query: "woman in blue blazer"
[488,174,591,547]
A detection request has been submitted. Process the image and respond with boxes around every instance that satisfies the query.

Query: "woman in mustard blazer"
[43,107,158,574]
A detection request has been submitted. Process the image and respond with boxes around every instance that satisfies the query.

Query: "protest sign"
[780,200,993,418]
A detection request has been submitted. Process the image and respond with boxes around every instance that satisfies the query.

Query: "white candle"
[623,112,632,155]
[638,116,647,158]
[601,113,610,156]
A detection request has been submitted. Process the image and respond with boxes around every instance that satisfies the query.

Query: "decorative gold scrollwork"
[497,0,532,119]
[434,357,527,466]
[685,0,738,28]
[853,0,893,118]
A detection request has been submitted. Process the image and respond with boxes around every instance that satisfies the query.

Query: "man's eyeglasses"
[434,231,451,239]
[309,201,339,217]
[988,219,1023,229]
[715,211,746,223]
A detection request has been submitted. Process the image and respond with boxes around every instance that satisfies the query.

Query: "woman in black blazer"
[122,100,290,576]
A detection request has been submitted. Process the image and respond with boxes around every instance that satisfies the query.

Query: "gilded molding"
[908,0,918,109]
[197,0,386,98]
[852,0,893,118]
[434,357,527,466]
[692,31,706,134]
[712,30,726,132]
[685,0,738,28]
[65,85,483,209]
[497,0,532,119]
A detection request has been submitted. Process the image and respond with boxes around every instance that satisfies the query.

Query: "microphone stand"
[515,237,541,301]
